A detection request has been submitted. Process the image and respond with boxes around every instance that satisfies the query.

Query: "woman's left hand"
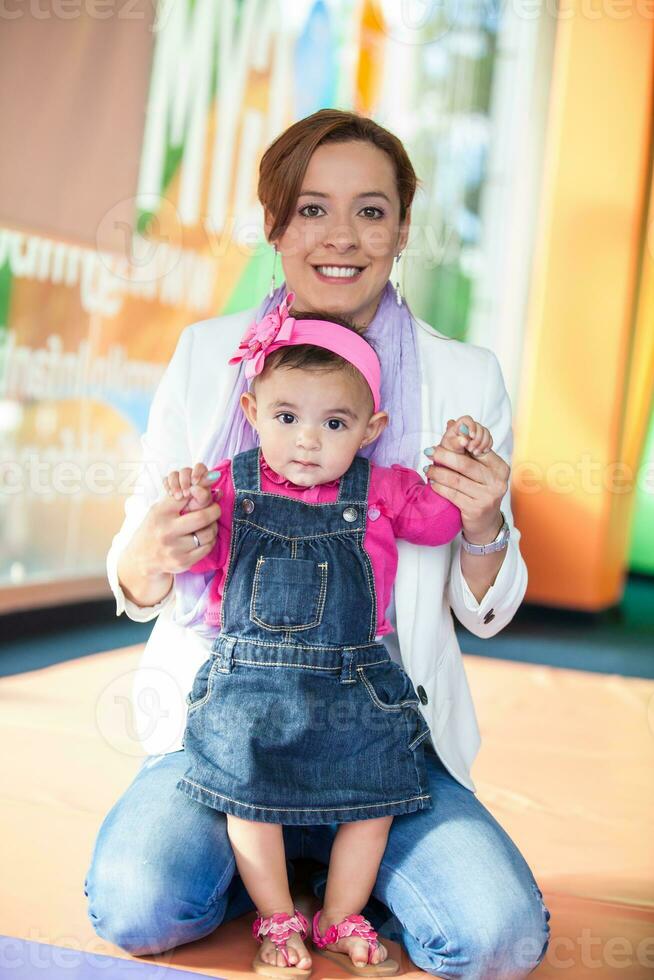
[424,417,510,543]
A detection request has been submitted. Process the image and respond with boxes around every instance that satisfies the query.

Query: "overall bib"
[177,447,433,825]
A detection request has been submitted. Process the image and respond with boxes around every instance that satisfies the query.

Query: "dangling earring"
[394,252,403,306]
[269,245,278,298]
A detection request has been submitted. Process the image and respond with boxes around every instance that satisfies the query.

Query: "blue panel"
[0,935,223,979]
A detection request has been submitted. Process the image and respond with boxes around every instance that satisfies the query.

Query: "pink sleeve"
[184,458,233,574]
[371,464,463,546]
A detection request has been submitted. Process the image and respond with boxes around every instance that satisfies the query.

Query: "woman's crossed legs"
[84,746,550,980]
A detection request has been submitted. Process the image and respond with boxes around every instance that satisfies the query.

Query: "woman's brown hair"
[258,109,418,242]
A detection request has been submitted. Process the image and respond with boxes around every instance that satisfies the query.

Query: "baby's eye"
[276,413,296,424]
[298,204,325,218]
[326,419,346,431]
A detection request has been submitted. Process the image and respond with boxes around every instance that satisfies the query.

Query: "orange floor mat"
[1,646,652,978]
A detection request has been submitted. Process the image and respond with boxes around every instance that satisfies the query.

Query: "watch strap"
[460,512,510,555]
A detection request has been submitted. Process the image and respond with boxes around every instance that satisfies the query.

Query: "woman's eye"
[360,206,385,219]
[326,419,346,431]
[276,413,296,424]
[298,204,325,218]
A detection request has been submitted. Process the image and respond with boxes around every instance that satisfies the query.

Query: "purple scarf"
[173,280,422,633]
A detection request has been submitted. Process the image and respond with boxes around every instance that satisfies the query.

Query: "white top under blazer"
[106,305,528,792]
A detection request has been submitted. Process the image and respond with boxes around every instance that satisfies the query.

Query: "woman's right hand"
[148,464,223,572]
[122,465,223,587]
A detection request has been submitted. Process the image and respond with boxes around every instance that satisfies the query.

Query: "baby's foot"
[259,930,312,970]
[318,911,389,968]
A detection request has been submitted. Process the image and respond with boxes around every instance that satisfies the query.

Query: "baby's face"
[240,367,386,486]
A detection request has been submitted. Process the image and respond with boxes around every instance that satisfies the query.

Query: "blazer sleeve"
[446,349,528,637]
[106,325,195,622]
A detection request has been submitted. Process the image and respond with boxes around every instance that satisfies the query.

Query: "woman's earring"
[394,252,403,306]
[269,245,278,298]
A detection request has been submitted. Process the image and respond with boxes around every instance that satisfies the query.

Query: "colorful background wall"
[0,0,652,613]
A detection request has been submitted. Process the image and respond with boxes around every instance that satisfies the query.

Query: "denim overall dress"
[176,446,433,825]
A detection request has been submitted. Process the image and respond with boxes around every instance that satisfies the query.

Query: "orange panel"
[513,8,654,609]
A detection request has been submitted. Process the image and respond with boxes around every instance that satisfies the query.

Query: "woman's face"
[266,141,411,330]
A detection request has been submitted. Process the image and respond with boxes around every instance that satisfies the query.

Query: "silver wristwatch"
[460,511,510,555]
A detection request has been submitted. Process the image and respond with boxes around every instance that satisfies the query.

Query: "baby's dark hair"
[251,309,379,410]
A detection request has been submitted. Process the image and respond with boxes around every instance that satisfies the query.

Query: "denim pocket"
[185,656,219,714]
[405,703,432,751]
[358,661,419,713]
[250,556,328,631]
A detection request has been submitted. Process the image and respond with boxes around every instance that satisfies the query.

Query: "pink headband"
[227,291,381,413]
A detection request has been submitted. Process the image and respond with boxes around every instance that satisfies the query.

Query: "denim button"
[417,685,428,705]
[342,506,358,522]
[241,498,255,514]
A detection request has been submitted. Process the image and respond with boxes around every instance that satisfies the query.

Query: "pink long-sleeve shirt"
[188,454,462,637]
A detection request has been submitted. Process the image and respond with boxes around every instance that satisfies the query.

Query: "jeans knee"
[524,880,551,972]
[84,860,225,956]
[406,883,551,980]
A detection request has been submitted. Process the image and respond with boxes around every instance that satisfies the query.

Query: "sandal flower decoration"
[252,908,309,967]
[313,912,380,953]
[229,291,297,379]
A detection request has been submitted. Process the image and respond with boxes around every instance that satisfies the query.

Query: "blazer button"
[241,498,255,514]
[417,685,428,705]
[483,609,495,624]
[342,506,358,522]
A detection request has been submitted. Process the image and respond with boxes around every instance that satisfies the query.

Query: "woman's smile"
[312,263,366,285]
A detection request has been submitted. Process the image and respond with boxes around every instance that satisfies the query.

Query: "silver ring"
[192,532,200,549]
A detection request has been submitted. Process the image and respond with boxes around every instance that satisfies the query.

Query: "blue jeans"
[84,743,550,979]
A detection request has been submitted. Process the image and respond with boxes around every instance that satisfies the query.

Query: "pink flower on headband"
[226,289,382,412]
[228,292,297,379]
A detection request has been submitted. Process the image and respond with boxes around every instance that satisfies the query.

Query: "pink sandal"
[311,909,399,976]
[252,908,312,978]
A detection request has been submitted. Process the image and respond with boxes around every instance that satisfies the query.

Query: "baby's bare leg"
[319,816,393,966]
[226,814,311,969]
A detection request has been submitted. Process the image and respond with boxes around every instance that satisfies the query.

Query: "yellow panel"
[512,8,654,609]
[355,0,386,115]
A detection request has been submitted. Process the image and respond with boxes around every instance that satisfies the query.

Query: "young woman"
[86,110,551,979]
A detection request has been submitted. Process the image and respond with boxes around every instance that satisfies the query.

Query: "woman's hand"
[117,465,224,608]
[424,416,509,543]
[121,466,222,587]
[163,462,210,501]
[438,416,493,458]
[153,464,223,568]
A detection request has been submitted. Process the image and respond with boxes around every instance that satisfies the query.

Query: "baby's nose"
[297,428,320,448]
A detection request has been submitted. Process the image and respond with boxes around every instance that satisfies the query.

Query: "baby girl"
[163,295,492,977]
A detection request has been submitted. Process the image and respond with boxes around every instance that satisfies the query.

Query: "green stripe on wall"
[0,260,11,330]
[222,245,276,315]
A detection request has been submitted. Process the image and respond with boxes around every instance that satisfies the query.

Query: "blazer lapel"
[394,328,434,667]
[394,539,419,665]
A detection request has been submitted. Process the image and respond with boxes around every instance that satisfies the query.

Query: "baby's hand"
[163,463,221,514]
[439,416,493,457]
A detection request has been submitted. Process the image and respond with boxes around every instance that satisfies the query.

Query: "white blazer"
[106,306,527,792]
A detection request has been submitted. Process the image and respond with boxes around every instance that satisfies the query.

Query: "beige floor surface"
[1,646,652,978]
